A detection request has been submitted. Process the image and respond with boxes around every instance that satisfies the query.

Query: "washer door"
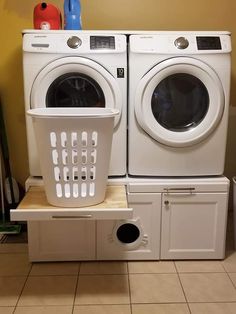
[31,57,122,126]
[135,57,224,147]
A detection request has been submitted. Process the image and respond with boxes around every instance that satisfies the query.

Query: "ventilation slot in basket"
[50,131,98,199]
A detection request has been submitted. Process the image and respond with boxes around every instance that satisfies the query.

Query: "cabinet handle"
[52,215,92,219]
[164,187,195,194]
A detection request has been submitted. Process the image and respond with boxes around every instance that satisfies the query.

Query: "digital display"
[90,36,115,49]
[196,37,222,50]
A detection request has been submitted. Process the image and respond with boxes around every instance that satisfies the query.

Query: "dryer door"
[135,57,224,147]
[31,57,122,127]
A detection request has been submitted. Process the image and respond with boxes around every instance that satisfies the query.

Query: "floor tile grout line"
[28,273,79,277]
[13,261,33,313]
[78,273,129,275]
[126,270,177,274]
[69,303,131,306]
[78,272,129,276]
[11,301,236,310]
[171,271,226,274]
[221,262,228,273]
[220,258,236,274]
[13,304,74,308]
[72,262,81,313]
[131,302,189,305]
[225,271,236,291]
[187,301,236,304]
[127,262,133,314]
[174,261,192,314]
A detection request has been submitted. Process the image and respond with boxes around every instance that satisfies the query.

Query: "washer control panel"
[23,33,126,53]
[66,35,116,50]
[174,37,189,49]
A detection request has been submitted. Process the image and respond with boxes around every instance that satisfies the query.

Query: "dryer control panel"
[130,32,231,54]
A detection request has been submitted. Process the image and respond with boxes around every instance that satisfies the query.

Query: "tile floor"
[0,219,236,314]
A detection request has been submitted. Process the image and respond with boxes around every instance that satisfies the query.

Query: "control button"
[174,37,189,49]
[67,36,82,49]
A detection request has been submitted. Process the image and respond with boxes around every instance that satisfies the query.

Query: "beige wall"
[0,0,235,187]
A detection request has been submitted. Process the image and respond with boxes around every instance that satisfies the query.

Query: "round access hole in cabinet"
[116,223,140,243]
[112,219,148,250]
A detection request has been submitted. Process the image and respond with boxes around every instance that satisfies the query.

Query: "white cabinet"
[11,177,229,261]
[160,192,228,259]
[128,177,229,260]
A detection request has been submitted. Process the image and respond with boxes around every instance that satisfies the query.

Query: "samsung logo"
[34,35,48,38]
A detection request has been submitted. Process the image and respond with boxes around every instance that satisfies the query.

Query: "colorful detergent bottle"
[33,2,62,30]
[64,0,82,30]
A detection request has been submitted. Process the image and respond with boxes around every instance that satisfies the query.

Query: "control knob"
[174,37,189,49]
[67,36,82,49]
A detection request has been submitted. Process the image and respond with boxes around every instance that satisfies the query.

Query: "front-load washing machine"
[23,30,127,177]
[128,32,231,176]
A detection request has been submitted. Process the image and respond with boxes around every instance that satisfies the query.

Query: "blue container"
[64,0,82,30]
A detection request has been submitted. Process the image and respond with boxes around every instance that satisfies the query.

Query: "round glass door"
[135,57,224,147]
[151,73,209,132]
[31,57,122,126]
[46,73,105,108]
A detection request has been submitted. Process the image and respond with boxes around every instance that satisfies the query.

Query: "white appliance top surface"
[23,30,231,54]
[22,29,231,35]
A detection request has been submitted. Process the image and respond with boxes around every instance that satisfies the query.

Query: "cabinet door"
[161,192,228,260]
[97,193,161,260]
[28,220,95,262]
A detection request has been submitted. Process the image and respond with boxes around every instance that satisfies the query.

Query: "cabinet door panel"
[97,193,161,260]
[28,220,95,261]
[161,192,228,259]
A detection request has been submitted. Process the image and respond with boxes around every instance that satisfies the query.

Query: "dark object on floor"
[0,231,27,243]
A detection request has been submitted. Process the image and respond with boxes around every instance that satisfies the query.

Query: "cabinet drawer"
[10,185,133,221]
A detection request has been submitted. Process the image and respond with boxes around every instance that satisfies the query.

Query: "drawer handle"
[52,215,92,219]
[164,187,195,194]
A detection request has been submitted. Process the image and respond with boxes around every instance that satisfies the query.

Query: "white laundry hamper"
[27,108,119,207]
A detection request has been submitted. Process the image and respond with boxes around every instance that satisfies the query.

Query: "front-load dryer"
[23,30,127,177]
[128,32,231,176]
